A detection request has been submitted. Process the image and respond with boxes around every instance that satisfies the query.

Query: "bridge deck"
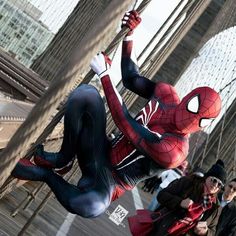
[0,180,152,236]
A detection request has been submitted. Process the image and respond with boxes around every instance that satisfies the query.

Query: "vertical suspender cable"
[0,0,153,196]
[0,0,135,188]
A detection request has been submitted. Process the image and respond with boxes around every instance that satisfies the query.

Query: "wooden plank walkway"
[0,179,152,236]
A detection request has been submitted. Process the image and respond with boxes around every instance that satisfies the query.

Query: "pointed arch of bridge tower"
[179,4,236,174]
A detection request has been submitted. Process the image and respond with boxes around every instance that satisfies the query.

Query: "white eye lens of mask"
[187,95,199,113]
[200,118,213,127]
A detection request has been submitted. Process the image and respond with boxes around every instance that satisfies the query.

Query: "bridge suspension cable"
[0,0,152,197]
[0,0,139,188]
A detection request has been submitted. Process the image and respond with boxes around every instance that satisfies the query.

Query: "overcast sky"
[29,0,182,41]
[29,0,78,33]
[29,0,183,83]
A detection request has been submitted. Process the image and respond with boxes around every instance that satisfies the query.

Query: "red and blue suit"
[11,11,221,218]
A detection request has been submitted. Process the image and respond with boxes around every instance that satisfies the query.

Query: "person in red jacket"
[12,11,221,218]
[150,160,226,235]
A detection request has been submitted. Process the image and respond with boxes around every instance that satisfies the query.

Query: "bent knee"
[81,200,108,218]
[72,85,100,99]
[69,85,101,105]
[68,193,110,218]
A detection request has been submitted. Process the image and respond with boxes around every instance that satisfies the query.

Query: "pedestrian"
[216,177,236,236]
[150,160,226,235]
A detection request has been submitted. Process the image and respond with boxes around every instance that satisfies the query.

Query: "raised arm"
[121,11,156,99]
[90,53,187,169]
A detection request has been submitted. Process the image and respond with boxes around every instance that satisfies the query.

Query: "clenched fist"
[121,10,141,32]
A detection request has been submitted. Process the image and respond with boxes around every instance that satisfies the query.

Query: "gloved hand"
[121,10,141,32]
[90,52,112,78]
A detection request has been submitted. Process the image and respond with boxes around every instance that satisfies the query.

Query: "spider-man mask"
[175,87,221,134]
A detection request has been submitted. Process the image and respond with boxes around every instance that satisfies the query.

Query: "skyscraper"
[0,0,54,67]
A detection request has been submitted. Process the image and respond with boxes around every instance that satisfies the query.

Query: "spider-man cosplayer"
[12,11,221,218]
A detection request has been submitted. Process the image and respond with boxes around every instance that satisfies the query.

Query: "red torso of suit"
[107,82,189,169]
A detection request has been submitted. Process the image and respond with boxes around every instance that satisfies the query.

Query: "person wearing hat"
[216,177,236,236]
[204,159,226,185]
[149,160,226,235]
